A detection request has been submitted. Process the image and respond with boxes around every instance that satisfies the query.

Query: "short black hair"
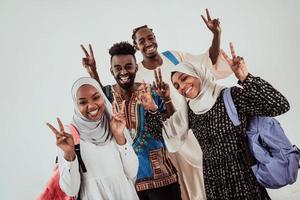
[109,41,136,63]
[132,25,154,45]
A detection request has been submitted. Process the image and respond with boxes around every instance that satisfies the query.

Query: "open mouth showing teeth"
[88,109,99,117]
[120,76,130,83]
[145,46,156,54]
[185,87,192,96]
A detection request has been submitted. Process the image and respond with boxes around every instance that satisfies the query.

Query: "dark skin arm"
[201,8,221,65]
[153,68,175,118]
[80,44,103,88]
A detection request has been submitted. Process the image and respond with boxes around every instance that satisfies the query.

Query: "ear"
[134,44,140,51]
[110,67,114,76]
[135,64,138,72]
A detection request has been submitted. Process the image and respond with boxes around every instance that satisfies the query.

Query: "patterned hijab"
[71,77,113,145]
[169,62,225,114]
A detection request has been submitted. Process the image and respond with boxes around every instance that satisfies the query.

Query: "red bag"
[37,164,75,200]
[37,124,83,200]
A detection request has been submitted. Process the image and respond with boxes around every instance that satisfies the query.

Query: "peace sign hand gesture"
[136,81,158,112]
[221,42,249,81]
[201,8,221,35]
[110,101,127,145]
[153,68,171,101]
[81,44,96,74]
[46,118,75,161]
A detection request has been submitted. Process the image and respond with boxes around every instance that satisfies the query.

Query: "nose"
[179,84,187,96]
[87,103,97,111]
[145,39,152,46]
[120,67,128,75]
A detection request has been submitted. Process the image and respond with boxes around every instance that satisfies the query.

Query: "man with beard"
[131,9,232,200]
[80,42,182,200]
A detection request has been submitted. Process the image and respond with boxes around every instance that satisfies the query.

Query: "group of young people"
[46,9,290,200]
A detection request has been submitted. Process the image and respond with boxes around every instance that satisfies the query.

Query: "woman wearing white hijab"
[46,77,139,200]
[163,43,290,200]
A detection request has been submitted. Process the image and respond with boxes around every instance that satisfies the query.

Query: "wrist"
[238,72,250,82]
[115,137,126,145]
[162,96,171,101]
[90,67,97,75]
[148,103,158,112]
[64,151,76,161]
[164,99,172,104]
[213,31,221,37]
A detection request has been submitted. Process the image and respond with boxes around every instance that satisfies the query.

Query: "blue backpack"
[223,87,300,189]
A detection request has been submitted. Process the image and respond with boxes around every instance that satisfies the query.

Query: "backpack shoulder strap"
[68,124,80,145]
[67,124,87,173]
[223,88,257,166]
[223,88,241,126]
[162,50,179,65]
[103,85,114,103]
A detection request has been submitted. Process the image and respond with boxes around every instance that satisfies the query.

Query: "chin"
[89,114,104,121]
[118,80,135,90]
[147,52,158,59]
[119,83,133,90]
[185,91,198,99]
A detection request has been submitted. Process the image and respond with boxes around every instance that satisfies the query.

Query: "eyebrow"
[114,63,133,68]
[92,92,100,96]
[78,92,100,100]
[113,64,121,68]
[177,73,184,80]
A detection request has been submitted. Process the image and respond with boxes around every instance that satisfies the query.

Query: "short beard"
[116,75,136,91]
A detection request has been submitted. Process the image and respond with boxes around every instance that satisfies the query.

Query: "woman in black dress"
[163,43,290,200]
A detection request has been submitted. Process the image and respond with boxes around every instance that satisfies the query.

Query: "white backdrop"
[1,0,299,199]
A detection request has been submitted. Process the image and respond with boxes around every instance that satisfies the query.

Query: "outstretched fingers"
[220,49,233,66]
[89,44,94,58]
[205,8,211,21]
[201,14,208,25]
[229,42,237,58]
[56,117,64,133]
[120,100,126,115]
[80,44,89,57]
[46,122,59,136]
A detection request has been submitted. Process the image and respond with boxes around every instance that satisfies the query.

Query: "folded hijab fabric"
[71,77,113,146]
[170,61,225,115]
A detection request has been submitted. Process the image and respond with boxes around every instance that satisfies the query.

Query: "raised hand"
[221,42,249,81]
[201,8,221,35]
[153,68,171,101]
[81,44,96,74]
[46,118,75,161]
[110,101,126,145]
[136,81,158,112]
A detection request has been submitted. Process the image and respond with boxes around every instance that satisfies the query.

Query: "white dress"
[58,138,139,200]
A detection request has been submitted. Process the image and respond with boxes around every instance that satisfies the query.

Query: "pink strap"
[67,124,80,145]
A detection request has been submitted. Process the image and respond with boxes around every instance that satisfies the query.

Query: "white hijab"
[170,62,225,114]
[162,62,225,153]
[71,77,113,145]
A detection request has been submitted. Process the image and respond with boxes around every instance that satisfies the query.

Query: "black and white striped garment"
[188,74,290,200]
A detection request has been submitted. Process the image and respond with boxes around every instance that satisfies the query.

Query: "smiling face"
[110,54,138,90]
[134,27,158,58]
[76,84,105,121]
[171,72,202,99]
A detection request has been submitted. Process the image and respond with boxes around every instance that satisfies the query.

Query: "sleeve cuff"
[117,140,133,156]
[61,155,78,169]
[238,73,254,85]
